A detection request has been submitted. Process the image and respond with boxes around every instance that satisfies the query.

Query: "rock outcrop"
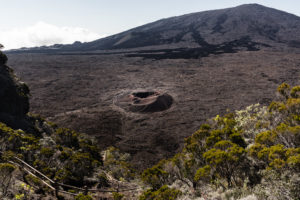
[0,55,30,129]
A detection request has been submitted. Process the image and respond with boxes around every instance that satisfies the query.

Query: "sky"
[0,0,299,50]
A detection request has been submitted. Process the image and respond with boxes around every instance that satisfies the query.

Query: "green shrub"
[139,185,182,200]
[255,131,277,146]
[25,174,41,186]
[290,86,300,98]
[97,172,110,188]
[277,83,290,99]
[0,163,16,196]
[55,128,79,148]
[40,147,54,158]
[75,193,93,200]
[203,143,246,187]
[268,101,287,112]
[103,147,135,180]
[194,165,211,183]
[286,154,300,171]
[112,192,124,200]
[54,168,72,182]
[141,163,168,190]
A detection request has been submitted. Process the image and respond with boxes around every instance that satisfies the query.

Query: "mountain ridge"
[8,4,300,56]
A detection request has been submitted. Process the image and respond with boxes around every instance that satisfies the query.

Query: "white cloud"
[0,22,104,50]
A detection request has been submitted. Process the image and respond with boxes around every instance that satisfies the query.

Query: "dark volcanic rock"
[0,51,8,65]
[0,59,30,129]
[8,51,300,168]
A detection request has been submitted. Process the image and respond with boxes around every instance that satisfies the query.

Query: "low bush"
[139,185,182,200]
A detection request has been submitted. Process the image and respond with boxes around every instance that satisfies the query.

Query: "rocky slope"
[0,50,140,199]
[0,53,30,131]
[81,4,300,50]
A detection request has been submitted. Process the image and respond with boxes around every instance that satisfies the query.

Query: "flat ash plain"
[7,49,300,168]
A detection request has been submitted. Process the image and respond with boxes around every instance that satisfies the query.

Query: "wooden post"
[53,179,59,198]
[84,185,88,195]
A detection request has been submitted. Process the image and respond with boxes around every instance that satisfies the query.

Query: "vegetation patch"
[139,83,300,199]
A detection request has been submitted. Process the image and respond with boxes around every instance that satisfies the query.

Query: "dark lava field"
[6,4,300,168]
[7,50,300,168]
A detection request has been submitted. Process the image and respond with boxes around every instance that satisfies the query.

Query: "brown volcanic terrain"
[5,4,300,168]
[7,50,300,168]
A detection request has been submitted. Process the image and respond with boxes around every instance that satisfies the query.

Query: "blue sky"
[0,0,299,49]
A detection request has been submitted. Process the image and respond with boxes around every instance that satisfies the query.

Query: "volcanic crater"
[116,91,173,113]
